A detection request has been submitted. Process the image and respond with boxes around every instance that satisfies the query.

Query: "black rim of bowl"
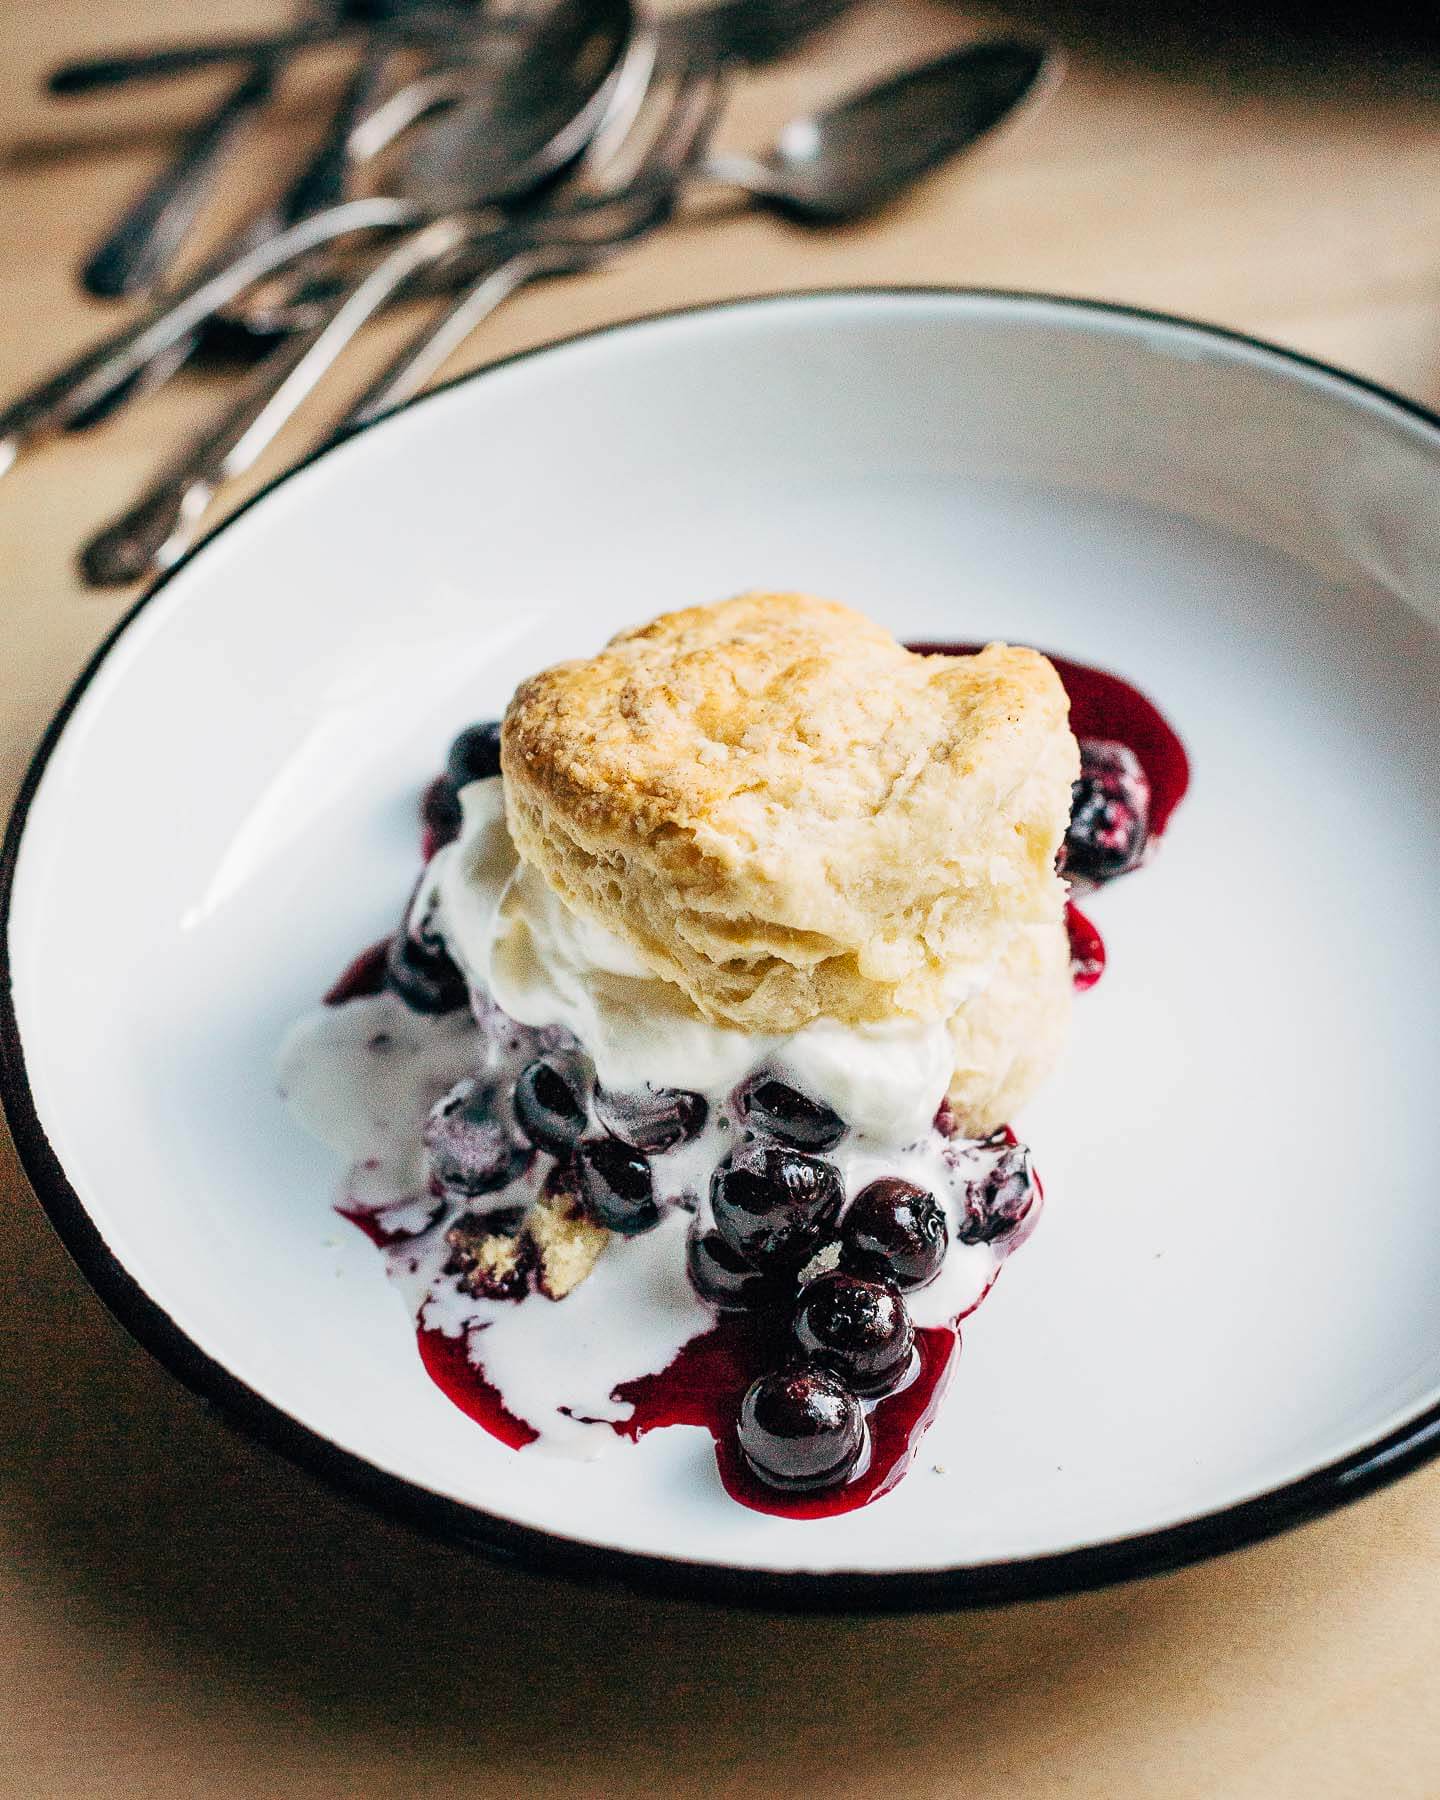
[5,287,1440,1614]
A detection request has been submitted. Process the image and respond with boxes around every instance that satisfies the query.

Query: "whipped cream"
[436,779,955,1144]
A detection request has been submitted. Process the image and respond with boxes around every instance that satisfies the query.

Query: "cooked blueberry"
[793,1271,914,1397]
[385,876,468,1013]
[710,1140,844,1272]
[1066,738,1150,884]
[686,1222,789,1312]
[385,930,468,1014]
[594,1083,707,1153]
[575,1136,658,1235]
[737,1367,865,1492]
[841,1178,948,1290]
[735,1073,846,1151]
[423,1078,528,1198]
[954,1139,1037,1245]
[514,1055,589,1156]
[420,774,462,853]
[446,721,503,788]
[444,1207,533,1300]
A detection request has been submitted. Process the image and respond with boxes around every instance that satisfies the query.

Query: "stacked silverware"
[5,1,1057,586]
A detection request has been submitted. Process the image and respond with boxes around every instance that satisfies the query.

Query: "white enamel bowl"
[5,291,1439,1610]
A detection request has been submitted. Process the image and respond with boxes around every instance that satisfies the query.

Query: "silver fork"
[336,61,726,432]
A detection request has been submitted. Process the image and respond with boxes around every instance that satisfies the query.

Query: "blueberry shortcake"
[281,592,1169,1511]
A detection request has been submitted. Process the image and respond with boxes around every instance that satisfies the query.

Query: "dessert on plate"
[279,591,1185,1514]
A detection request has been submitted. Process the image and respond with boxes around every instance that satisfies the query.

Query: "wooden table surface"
[4,3,1440,1795]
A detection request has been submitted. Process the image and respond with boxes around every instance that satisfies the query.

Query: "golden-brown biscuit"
[502,592,1077,1040]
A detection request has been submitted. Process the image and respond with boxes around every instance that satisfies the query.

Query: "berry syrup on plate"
[311,648,1186,1517]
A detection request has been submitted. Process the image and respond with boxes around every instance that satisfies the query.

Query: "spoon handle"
[80,60,278,299]
[692,149,778,198]
[277,41,394,228]
[0,195,415,477]
[78,320,331,587]
[79,216,472,586]
[49,20,372,94]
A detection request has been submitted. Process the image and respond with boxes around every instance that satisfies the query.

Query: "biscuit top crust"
[501,592,1077,1032]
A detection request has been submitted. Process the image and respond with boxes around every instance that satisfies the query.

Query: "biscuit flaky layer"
[501,592,1078,1045]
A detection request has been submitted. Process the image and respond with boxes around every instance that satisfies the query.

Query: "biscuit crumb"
[446,1209,534,1301]
[527,1181,610,1299]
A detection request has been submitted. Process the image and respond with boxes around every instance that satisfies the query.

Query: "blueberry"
[954,1138,1036,1245]
[841,1178,948,1290]
[420,774,462,853]
[737,1367,865,1492]
[423,1078,528,1198]
[575,1136,658,1235]
[686,1222,789,1312]
[385,930,468,1014]
[385,877,468,1014]
[793,1271,914,1397]
[710,1140,844,1272]
[1066,738,1150,884]
[594,1084,707,1153]
[514,1055,589,1157]
[446,721,503,789]
[734,1073,846,1151]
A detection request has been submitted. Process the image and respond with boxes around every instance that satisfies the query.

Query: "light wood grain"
[4,3,1440,1796]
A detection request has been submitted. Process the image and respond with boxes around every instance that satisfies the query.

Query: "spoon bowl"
[398,0,640,210]
[712,39,1054,224]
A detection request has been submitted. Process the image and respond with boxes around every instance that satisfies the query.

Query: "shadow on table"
[11,0,1440,181]
[0,1124,1317,1791]
[980,0,1440,90]
[3,60,356,176]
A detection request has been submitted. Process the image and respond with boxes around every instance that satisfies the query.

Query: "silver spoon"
[340,65,726,431]
[345,37,1057,430]
[78,54,719,586]
[704,37,1057,224]
[0,0,634,478]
